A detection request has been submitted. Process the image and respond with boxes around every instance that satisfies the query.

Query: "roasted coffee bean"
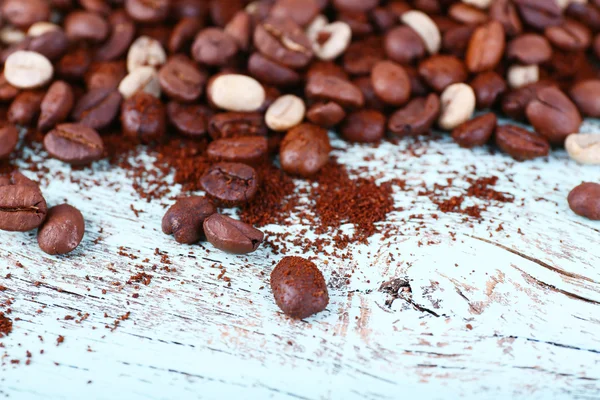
[208,112,267,140]
[207,137,268,165]
[56,46,92,80]
[404,66,430,97]
[0,124,18,159]
[125,0,170,23]
[566,3,600,32]
[270,256,329,319]
[265,95,306,132]
[352,76,386,111]
[85,61,127,91]
[306,102,346,128]
[442,25,475,58]
[207,74,265,112]
[118,66,161,99]
[384,26,426,65]
[0,178,47,232]
[470,71,507,109]
[210,0,243,27]
[158,56,206,103]
[402,10,441,55]
[79,0,111,16]
[570,80,600,118]
[247,52,301,87]
[95,11,136,62]
[448,3,489,25]
[466,21,505,73]
[495,124,550,161]
[452,113,497,148]
[438,83,476,130]
[306,74,364,109]
[271,0,320,27]
[341,109,386,143]
[121,92,166,143]
[280,123,331,177]
[501,81,554,121]
[338,11,373,38]
[8,90,44,126]
[4,51,53,89]
[0,73,19,102]
[200,162,259,205]
[27,30,70,63]
[162,196,216,244]
[419,55,468,93]
[167,102,212,138]
[342,37,385,75]
[72,88,122,131]
[526,86,582,145]
[545,19,592,51]
[490,0,522,37]
[44,123,104,165]
[568,182,600,221]
[565,134,600,165]
[371,60,411,106]
[169,17,204,54]
[2,0,50,29]
[203,214,264,254]
[513,0,562,30]
[254,18,313,69]
[192,28,238,66]
[224,11,252,51]
[333,0,378,13]
[64,11,109,43]
[38,81,74,132]
[507,34,552,65]
[37,204,85,255]
[388,94,440,137]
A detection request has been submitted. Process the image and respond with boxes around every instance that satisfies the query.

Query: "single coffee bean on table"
[203,214,264,254]
[0,177,47,232]
[44,123,104,165]
[565,134,600,165]
[37,204,85,255]
[568,183,600,221]
[162,197,216,245]
[452,113,497,148]
[72,88,123,130]
[200,162,259,205]
[495,124,550,161]
[279,123,331,178]
[38,81,74,132]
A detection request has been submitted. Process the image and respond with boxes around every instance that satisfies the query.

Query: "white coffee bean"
[401,10,441,54]
[4,51,53,89]
[507,64,539,89]
[461,0,492,9]
[438,83,476,131]
[0,26,26,45]
[306,14,329,39]
[208,74,265,112]
[310,21,352,61]
[118,66,161,99]
[565,133,600,165]
[127,36,167,73]
[28,22,60,37]
[266,95,306,132]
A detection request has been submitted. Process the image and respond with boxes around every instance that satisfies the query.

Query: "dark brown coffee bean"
[507,34,552,65]
[208,112,267,140]
[452,113,497,148]
[224,11,252,52]
[334,0,379,13]
[570,80,600,118]
[470,72,507,110]
[490,0,523,37]
[0,73,19,102]
[566,3,600,32]
[0,124,18,159]
[57,46,92,80]
[172,0,208,19]
[342,37,385,76]
[568,182,600,221]
[207,137,268,165]
[501,81,555,121]
[44,123,104,165]
[418,55,468,93]
[203,214,264,254]
[72,88,122,131]
[2,0,50,29]
[64,11,109,43]
[167,102,212,138]
[85,61,127,91]
[192,28,239,67]
[370,6,397,32]
[121,92,166,143]
[95,11,136,62]
[338,11,374,38]
[513,0,562,30]
[80,0,111,16]
[384,26,426,65]
[8,90,45,126]
[125,0,169,23]
[37,204,85,255]
[162,196,216,244]
[248,53,301,87]
[443,25,475,58]
[169,17,204,54]
[30,30,70,62]
[466,21,505,73]
[270,0,320,26]
[306,102,346,128]
[405,66,430,97]
[341,110,386,143]
[270,256,329,319]
[254,17,313,69]
[526,86,582,145]
[353,76,387,111]
[38,81,74,132]
[545,20,592,52]
[305,75,364,109]
[210,0,243,27]
[371,60,411,106]
[0,182,47,232]
[158,56,206,103]
[495,124,550,161]
[388,94,440,137]
[448,3,489,25]
[200,162,259,205]
[280,123,331,177]
[307,61,349,81]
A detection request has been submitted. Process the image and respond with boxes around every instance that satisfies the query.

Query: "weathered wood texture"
[1,121,600,399]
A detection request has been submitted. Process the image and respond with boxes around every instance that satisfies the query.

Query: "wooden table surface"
[1,119,599,400]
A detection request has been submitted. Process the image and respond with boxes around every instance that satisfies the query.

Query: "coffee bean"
[121,92,166,143]
[203,214,264,254]
[443,25,475,58]
[384,26,426,65]
[306,75,364,110]
[526,86,582,145]
[127,36,167,73]
[254,17,313,69]
[401,10,441,54]
[489,0,522,37]
[309,21,352,61]
[341,109,386,143]
[27,22,59,36]
[56,46,91,80]
[85,62,127,91]
[192,28,239,66]
[337,11,373,38]
[210,0,243,27]
[448,3,489,25]
[44,123,104,165]
[118,66,161,99]
[388,94,440,137]
[0,72,19,102]
[37,204,85,255]
[207,74,265,112]
[565,134,600,165]
[333,0,378,13]
[167,102,212,138]
[265,95,306,132]
[438,83,476,131]
[4,51,53,89]
[225,11,252,51]
[95,10,136,62]
[200,162,259,205]
[545,19,592,52]
[169,17,203,54]
[466,21,505,73]
[270,256,329,319]
[79,0,111,16]
[248,52,301,87]
[125,0,169,23]
[566,3,600,32]
[452,113,497,148]
[507,34,553,65]
[0,178,47,232]
[371,60,411,106]
[27,30,70,63]
[207,136,268,165]
[501,81,555,121]
[280,123,331,177]
[306,102,346,128]
[569,80,600,118]
[72,88,123,131]
[418,55,468,93]
[342,37,385,76]
[495,124,550,161]
[64,10,109,43]
[208,112,267,140]
[162,196,216,244]
[270,0,320,27]
[158,56,206,103]
[8,90,44,126]
[568,182,600,221]
[353,76,387,111]
[2,0,50,29]
[0,124,18,159]
[507,64,539,89]
[38,81,74,132]
[514,0,562,30]
[470,71,507,109]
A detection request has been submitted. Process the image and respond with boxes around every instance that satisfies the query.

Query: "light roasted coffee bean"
[4,51,53,89]
[265,95,306,132]
[118,66,161,99]
[37,204,85,255]
[565,134,600,165]
[401,10,441,54]
[309,21,352,61]
[207,74,265,112]
[438,83,475,130]
[507,64,539,89]
[127,36,167,73]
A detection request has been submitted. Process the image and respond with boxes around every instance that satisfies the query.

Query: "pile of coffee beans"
[1,0,600,319]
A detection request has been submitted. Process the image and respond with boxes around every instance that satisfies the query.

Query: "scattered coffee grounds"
[0,312,12,337]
